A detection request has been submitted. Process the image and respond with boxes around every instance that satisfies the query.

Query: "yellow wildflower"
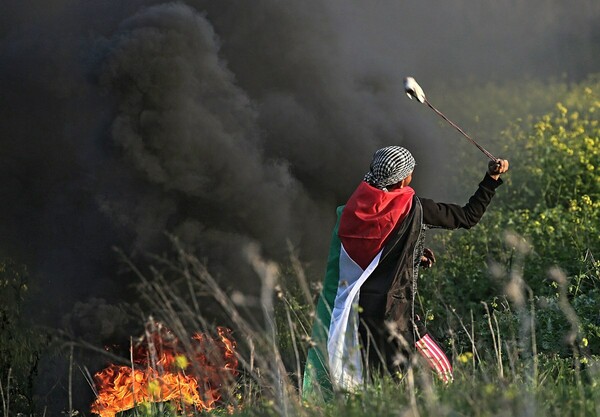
[582,195,592,206]
[175,354,189,370]
[556,102,568,115]
[458,352,473,363]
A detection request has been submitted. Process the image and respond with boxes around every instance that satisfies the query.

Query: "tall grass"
[96,231,600,417]
[4,75,599,417]
[87,68,600,400]
[71,77,600,417]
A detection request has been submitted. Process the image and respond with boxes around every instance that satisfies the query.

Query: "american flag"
[415,334,453,383]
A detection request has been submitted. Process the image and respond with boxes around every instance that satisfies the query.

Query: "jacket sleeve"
[420,173,503,229]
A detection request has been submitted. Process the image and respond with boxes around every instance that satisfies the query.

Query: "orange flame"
[91,323,238,417]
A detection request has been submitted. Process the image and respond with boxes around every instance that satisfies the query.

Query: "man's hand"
[488,159,509,180]
[420,248,436,269]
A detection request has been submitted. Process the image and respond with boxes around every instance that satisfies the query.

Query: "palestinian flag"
[302,182,456,398]
[302,182,414,399]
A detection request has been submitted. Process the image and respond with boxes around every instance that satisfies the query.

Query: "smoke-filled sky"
[1,0,599,330]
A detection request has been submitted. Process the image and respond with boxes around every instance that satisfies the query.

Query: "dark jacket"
[358,173,503,373]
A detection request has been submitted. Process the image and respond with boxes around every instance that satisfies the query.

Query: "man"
[303,146,509,398]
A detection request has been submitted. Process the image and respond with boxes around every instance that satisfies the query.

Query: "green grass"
[3,75,600,417]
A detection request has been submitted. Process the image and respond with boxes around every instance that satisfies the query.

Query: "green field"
[2,75,600,417]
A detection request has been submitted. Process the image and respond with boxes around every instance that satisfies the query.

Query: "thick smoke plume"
[1,0,599,328]
[2,0,600,412]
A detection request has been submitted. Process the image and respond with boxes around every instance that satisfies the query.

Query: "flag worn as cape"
[302,183,414,399]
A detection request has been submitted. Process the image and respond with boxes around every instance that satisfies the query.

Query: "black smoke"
[1,0,599,323]
[1,0,599,410]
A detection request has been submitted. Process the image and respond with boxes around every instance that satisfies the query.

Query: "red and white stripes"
[415,334,453,383]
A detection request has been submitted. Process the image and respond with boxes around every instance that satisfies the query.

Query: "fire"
[91,322,238,417]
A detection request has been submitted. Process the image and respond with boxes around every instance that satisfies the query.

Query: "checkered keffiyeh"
[364,146,416,189]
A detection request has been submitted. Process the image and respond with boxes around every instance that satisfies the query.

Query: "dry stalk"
[286,240,313,306]
[79,365,98,398]
[406,367,421,417]
[470,310,477,371]
[246,243,293,417]
[284,303,303,396]
[0,368,10,417]
[482,302,503,378]
[445,305,482,365]
[503,231,535,417]
[68,344,74,416]
[528,289,538,385]
[493,312,504,378]
[548,266,584,414]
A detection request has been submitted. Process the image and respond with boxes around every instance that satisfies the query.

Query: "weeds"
[79,229,598,417]
[2,74,600,417]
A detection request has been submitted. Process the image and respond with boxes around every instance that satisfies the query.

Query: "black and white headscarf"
[364,146,416,190]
